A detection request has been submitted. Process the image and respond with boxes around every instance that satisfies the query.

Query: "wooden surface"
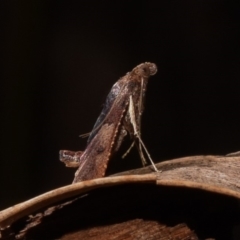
[61,220,198,240]
[1,154,240,239]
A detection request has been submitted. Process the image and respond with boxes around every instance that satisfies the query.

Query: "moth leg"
[122,141,135,159]
[121,119,146,164]
[137,77,147,165]
[135,141,148,166]
[128,95,158,172]
[59,150,83,168]
[128,95,148,166]
[121,130,147,165]
[122,139,147,165]
[79,132,91,138]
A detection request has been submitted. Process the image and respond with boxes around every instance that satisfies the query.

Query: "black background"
[1,1,240,209]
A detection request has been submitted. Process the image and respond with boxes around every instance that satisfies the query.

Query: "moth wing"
[73,123,115,182]
[60,79,127,179]
[87,79,125,143]
[74,87,129,182]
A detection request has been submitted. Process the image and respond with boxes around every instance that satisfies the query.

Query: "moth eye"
[141,67,149,76]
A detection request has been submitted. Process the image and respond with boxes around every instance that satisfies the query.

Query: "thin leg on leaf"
[122,141,135,159]
[136,142,148,166]
[128,95,158,172]
[137,137,158,172]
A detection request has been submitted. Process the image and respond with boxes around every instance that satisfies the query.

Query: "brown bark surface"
[61,220,198,240]
[1,154,240,239]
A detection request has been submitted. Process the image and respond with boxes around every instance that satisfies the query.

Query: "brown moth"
[60,62,158,183]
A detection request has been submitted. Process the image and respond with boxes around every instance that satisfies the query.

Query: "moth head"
[133,62,157,77]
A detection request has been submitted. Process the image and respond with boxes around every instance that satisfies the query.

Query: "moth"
[60,62,158,183]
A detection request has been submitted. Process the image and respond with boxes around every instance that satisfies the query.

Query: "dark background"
[1,1,240,209]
